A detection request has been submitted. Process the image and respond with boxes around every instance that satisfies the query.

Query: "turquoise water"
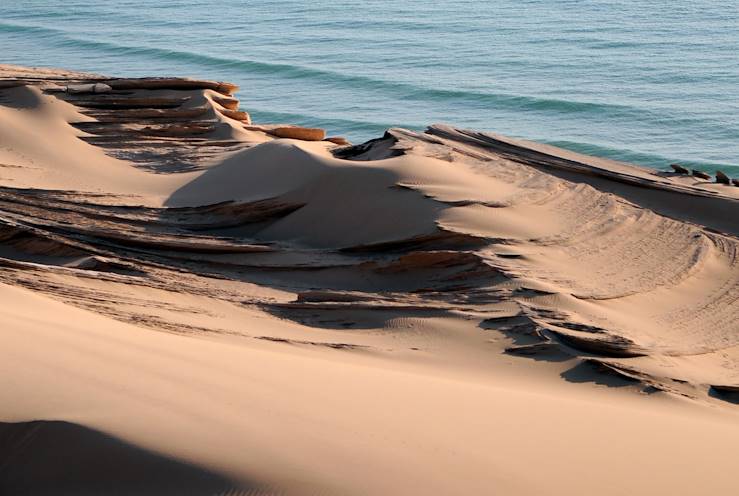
[2,1,738,173]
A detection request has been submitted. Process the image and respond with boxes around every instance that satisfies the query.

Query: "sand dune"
[0,64,738,495]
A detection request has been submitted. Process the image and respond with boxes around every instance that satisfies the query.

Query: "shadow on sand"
[0,420,271,496]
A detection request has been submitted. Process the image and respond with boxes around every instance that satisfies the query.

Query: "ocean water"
[2,0,738,173]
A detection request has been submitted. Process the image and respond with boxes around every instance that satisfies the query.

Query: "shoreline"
[4,59,737,174]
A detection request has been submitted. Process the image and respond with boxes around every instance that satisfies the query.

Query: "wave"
[2,19,737,172]
[545,139,739,174]
[0,20,658,120]
[249,108,416,134]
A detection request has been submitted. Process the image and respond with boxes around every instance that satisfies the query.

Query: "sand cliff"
[1,64,738,495]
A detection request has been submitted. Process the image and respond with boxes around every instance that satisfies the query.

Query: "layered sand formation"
[0,64,738,495]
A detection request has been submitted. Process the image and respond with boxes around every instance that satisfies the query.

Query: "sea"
[2,0,738,174]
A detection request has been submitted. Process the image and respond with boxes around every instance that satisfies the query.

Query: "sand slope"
[1,64,738,495]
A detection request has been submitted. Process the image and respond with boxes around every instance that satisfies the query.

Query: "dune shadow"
[0,420,269,496]
[560,361,640,388]
[262,305,454,331]
[0,85,45,109]
[708,386,739,405]
[504,343,573,363]
[480,316,572,363]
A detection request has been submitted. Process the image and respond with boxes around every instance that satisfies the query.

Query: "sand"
[0,64,737,495]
